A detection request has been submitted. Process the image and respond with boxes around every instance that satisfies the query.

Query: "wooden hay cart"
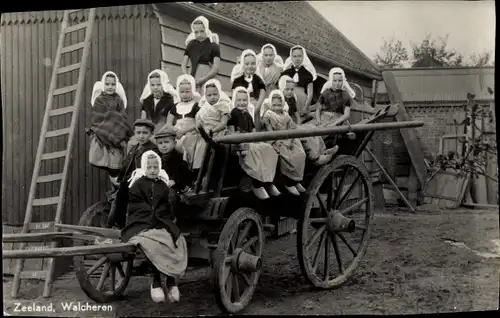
[3,104,424,314]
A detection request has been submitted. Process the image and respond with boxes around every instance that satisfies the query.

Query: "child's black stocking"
[165,275,177,288]
[151,267,162,288]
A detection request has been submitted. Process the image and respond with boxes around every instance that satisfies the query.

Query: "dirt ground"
[3,206,500,316]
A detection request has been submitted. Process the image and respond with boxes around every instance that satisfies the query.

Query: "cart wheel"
[73,201,133,303]
[212,207,264,314]
[297,155,374,289]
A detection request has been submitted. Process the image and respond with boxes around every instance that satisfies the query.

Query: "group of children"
[85,15,356,304]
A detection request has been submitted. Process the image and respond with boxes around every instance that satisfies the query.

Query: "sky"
[309,1,496,63]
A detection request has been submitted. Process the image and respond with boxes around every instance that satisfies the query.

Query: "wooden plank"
[381,71,427,184]
[19,270,47,280]
[407,165,419,207]
[2,232,73,243]
[45,127,71,138]
[3,242,136,259]
[49,106,76,116]
[57,63,81,74]
[32,197,60,206]
[28,222,55,231]
[53,84,78,96]
[37,173,64,183]
[41,150,67,160]
[54,224,121,239]
[60,42,85,54]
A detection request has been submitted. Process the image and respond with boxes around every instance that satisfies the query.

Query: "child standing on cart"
[87,71,133,186]
[122,150,188,304]
[261,89,306,196]
[107,119,159,228]
[228,86,280,200]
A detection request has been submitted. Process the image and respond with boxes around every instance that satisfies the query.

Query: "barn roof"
[377,67,495,103]
[169,1,381,80]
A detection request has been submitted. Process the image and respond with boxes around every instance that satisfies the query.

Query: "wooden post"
[408,165,419,208]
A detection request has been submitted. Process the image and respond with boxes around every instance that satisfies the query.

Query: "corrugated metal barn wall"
[1,5,162,225]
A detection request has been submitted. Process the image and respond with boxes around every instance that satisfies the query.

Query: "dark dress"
[121,177,181,243]
[318,89,352,113]
[231,75,266,100]
[285,96,298,119]
[160,150,194,191]
[168,102,200,123]
[184,38,221,77]
[141,93,175,128]
[281,66,314,91]
[228,108,254,133]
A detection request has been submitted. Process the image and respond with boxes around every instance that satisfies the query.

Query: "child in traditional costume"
[279,76,338,166]
[123,150,188,303]
[165,75,202,170]
[228,86,280,199]
[155,127,195,193]
[107,119,159,228]
[256,44,284,95]
[281,45,317,119]
[181,16,221,92]
[231,49,267,130]
[261,90,307,196]
[88,71,133,185]
[316,67,354,127]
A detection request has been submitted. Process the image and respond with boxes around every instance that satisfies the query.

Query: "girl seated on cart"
[165,74,202,170]
[315,67,355,127]
[87,71,133,186]
[228,86,280,200]
[261,89,306,196]
[122,150,188,304]
[279,75,338,165]
[256,43,284,95]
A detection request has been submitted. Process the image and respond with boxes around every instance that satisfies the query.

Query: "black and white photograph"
[1,0,498,316]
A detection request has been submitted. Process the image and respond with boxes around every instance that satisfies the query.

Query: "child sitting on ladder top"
[181,16,221,93]
[256,43,284,95]
[122,150,188,304]
[165,74,202,170]
[107,118,159,228]
[87,71,133,187]
[261,89,307,196]
[279,75,338,165]
[281,45,318,120]
[315,67,355,127]
[231,49,267,130]
[228,86,280,200]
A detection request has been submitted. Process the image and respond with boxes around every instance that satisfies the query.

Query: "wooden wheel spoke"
[336,232,357,257]
[356,224,367,231]
[110,265,115,291]
[238,272,252,287]
[115,263,126,278]
[337,174,362,208]
[236,221,252,248]
[305,226,326,251]
[333,167,350,208]
[86,257,107,275]
[96,262,110,291]
[229,231,239,252]
[233,274,240,303]
[338,197,368,215]
[226,272,233,298]
[309,218,327,224]
[312,231,326,272]
[316,193,328,215]
[326,173,335,210]
[324,234,330,281]
[331,234,344,274]
[241,236,258,251]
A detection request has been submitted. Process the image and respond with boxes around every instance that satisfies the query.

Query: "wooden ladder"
[11,8,96,298]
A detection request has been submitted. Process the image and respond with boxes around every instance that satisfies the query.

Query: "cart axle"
[327,212,356,233]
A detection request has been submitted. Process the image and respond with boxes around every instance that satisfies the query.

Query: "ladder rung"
[32,197,60,206]
[46,128,71,138]
[49,106,76,116]
[53,85,78,96]
[19,270,47,280]
[37,173,64,183]
[64,22,89,34]
[57,63,81,74]
[28,222,55,231]
[60,42,85,54]
[41,150,67,160]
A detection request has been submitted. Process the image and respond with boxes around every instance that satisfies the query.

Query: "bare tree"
[373,37,409,68]
[410,34,463,67]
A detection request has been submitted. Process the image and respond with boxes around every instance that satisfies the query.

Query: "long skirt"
[296,123,326,161]
[128,228,188,279]
[195,64,213,94]
[89,136,124,170]
[295,86,309,116]
[273,139,306,181]
[239,142,279,183]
